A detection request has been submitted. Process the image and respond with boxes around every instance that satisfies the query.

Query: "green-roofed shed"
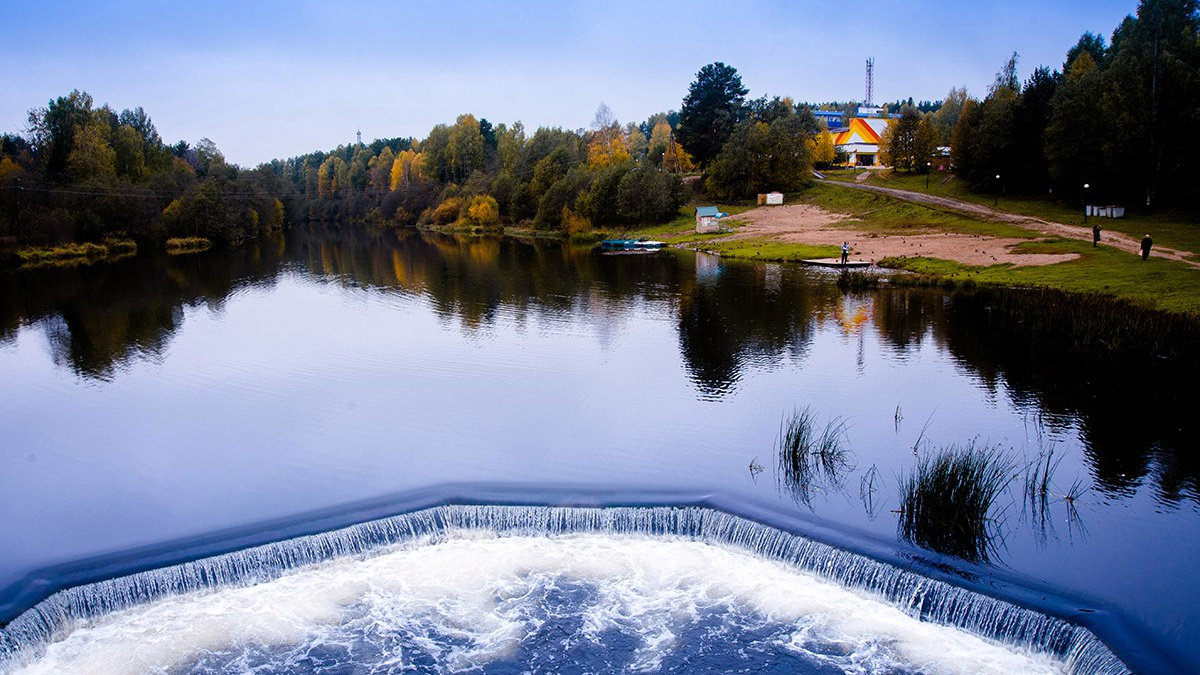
[695,206,723,233]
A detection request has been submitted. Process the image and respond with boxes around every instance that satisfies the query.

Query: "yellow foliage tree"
[813,129,836,167]
[390,149,423,190]
[587,131,631,169]
[561,205,591,234]
[0,156,21,179]
[369,147,395,193]
[467,194,500,227]
[431,196,465,226]
[66,118,116,179]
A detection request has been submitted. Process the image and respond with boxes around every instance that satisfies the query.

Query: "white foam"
[5,531,1067,675]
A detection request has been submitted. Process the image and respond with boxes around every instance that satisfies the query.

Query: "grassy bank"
[629,182,1199,316]
[834,169,1200,256]
[7,239,137,268]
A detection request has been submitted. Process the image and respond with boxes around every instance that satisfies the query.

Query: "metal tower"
[865,58,875,106]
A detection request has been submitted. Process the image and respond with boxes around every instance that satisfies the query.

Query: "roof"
[695,206,721,217]
[834,118,891,146]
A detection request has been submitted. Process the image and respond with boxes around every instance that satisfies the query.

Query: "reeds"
[836,269,881,291]
[898,442,1015,563]
[776,407,854,505]
[165,237,214,254]
[1020,415,1090,544]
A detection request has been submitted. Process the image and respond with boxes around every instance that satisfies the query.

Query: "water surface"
[0,229,1196,673]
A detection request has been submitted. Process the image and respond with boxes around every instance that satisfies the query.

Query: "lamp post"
[1082,183,1090,223]
[925,161,932,190]
[994,174,1001,207]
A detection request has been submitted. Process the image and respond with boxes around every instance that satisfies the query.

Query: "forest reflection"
[1,227,1194,505]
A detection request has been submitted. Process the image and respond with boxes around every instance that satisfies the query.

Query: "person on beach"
[1141,234,1152,260]
[1092,223,1101,247]
[840,241,849,265]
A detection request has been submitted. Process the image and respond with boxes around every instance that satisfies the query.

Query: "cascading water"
[0,505,1130,675]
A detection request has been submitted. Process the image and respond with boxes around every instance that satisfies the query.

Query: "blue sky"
[3,0,1137,166]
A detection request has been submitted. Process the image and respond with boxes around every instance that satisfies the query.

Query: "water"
[0,229,1196,673]
[0,506,1122,675]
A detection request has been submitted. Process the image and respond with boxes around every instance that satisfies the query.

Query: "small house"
[695,206,724,234]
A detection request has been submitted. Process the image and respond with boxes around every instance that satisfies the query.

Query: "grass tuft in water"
[836,269,881,291]
[898,442,1015,563]
[776,407,854,505]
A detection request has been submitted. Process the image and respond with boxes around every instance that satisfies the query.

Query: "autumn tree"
[447,114,484,183]
[466,194,500,228]
[812,128,836,168]
[929,87,969,145]
[66,117,116,180]
[879,107,939,171]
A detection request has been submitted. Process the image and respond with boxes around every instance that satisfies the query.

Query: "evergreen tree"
[676,62,749,169]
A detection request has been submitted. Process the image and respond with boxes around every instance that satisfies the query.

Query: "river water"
[0,229,1196,674]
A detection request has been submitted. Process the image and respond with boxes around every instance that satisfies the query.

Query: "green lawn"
[846,169,1200,254]
[882,239,1200,315]
[617,178,1200,316]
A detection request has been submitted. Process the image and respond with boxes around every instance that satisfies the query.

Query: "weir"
[0,505,1130,674]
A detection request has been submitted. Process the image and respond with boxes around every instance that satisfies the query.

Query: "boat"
[599,239,667,251]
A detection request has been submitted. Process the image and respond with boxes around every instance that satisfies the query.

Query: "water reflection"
[1,227,1196,509]
[0,236,286,379]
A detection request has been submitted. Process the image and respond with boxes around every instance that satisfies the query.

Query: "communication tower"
[865,57,875,107]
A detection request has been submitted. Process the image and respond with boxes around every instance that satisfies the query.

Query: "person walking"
[840,241,849,266]
[1092,223,1101,247]
[1141,234,1153,260]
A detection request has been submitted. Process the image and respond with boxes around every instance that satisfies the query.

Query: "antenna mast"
[865,57,875,106]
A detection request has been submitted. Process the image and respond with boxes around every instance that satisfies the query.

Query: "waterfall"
[0,505,1129,674]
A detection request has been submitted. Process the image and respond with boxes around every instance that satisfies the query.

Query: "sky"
[2,0,1139,167]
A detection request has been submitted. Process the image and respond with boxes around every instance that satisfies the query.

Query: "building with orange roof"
[834,117,893,167]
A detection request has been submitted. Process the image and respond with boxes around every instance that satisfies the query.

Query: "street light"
[925,161,932,190]
[994,174,1001,207]
[1083,183,1090,223]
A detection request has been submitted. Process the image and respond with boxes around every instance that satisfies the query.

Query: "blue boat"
[599,239,666,251]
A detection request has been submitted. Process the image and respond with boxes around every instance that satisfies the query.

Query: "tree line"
[885,0,1200,210]
[0,90,285,250]
[2,0,1194,256]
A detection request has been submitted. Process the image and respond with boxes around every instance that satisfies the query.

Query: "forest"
[0,0,1196,257]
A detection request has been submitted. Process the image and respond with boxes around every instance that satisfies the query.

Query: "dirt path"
[823,181,1200,269]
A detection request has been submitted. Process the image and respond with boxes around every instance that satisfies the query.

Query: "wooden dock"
[801,258,872,268]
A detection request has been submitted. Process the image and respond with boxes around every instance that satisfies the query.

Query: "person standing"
[840,241,849,266]
[1141,234,1153,260]
[1092,223,1101,247]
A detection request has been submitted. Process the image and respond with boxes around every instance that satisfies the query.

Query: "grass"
[164,237,214,254]
[847,169,1200,254]
[836,269,883,291]
[11,239,138,268]
[695,240,838,261]
[898,442,1015,563]
[776,406,854,506]
[802,182,1037,239]
[809,178,1200,316]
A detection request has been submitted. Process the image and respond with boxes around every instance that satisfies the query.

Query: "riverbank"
[642,182,1200,316]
